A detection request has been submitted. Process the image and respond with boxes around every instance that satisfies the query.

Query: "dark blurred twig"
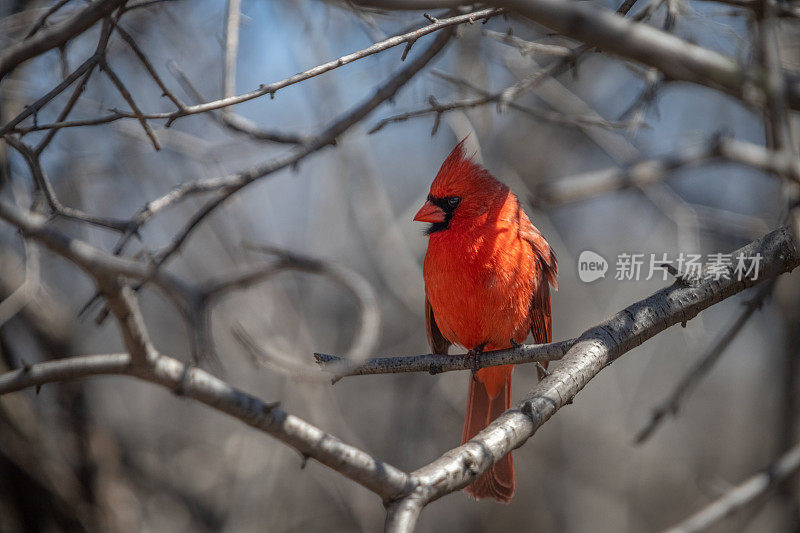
[24,0,75,39]
[100,58,161,150]
[0,0,126,80]
[4,136,134,232]
[192,244,380,365]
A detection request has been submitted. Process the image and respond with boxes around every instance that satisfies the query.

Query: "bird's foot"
[509,338,521,349]
[466,343,487,381]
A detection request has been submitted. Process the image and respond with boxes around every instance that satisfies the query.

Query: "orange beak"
[414,200,446,223]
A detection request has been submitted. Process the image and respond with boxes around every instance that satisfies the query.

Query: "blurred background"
[1,0,799,531]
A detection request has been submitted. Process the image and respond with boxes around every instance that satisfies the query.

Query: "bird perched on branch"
[414,140,558,502]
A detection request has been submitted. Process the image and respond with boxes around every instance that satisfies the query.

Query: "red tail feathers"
[461,365,514,503]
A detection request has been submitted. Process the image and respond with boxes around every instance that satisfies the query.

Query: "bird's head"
[414,139,507,234]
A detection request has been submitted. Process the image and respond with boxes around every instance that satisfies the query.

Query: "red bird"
[414,141,557,502]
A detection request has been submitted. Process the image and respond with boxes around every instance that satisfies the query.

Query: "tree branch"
[0,0,127,80]
[634,281,774,444]
[492,0,779,106]
[0,351,414,500]
[0,199,190,305]
[315,338,576,381]
[664,444,800,533]
[530,137,799,207]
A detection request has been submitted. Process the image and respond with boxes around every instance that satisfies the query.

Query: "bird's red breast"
[416,140,557,502]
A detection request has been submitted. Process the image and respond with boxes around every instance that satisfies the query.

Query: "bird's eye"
[447,196,461,208]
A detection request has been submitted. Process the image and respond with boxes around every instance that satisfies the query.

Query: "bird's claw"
[466,343,486,381]
[509,338,521,348]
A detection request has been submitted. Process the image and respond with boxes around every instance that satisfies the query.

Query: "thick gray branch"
[0,352,413,500]
[532,137,798,207]
[499,0,751,96]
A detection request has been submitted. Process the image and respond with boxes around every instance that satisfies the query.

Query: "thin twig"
[0,238,40,328]
[369,70,637,134]
[0,0,127,80]
[315,338,576,381]
[223,0,241,102]
[169,61,309,145]
[663,444,800,533]
[5,136,133,232]
[34,18,115,154]
[634,282,774,444]
[114,25,186,110]
[25,0,75,39]
[483,29,573,57]
[5,7,503,133]
[101,59,161,150]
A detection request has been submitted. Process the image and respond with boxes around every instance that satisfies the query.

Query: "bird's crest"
[430,139,505,199]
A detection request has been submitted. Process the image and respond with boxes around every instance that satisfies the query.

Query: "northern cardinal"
[414,140,557,502]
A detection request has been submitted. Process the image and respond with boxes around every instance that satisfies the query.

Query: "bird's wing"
[425,297,452,355]
[519,211,558,379]
[525,225,557,344]
[529,276,552,345]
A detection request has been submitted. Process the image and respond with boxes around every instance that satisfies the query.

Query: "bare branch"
[530,137,799,207]
[315,338,576,381]
[0,54,99,137]
[483,29,572,57]
[369,70,637,135]
[0,198,188,299]
[223,0,241,102]
[664,444,800,533]
[169,61,309,145]
[634,281,773,444]
[114,25,186,110]
[0,0,127,80]
[99,280,158,366]
[100,58,161,151]
[491,0,759,104]
[5,6,501,135]
[24,0,75,39]
[0,351,414,500]
[5,136,133,232]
